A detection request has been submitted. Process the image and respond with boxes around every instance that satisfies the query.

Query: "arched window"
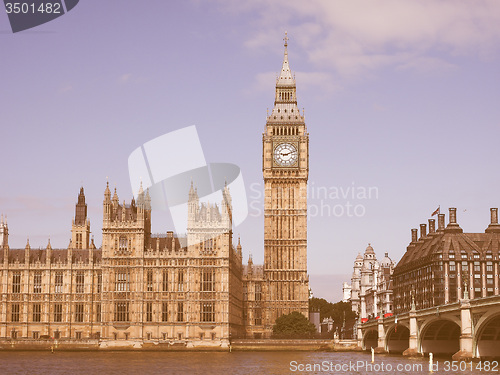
[119,236,128,251]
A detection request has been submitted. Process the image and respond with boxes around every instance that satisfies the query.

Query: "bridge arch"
[362,329,378,351]
[385,324,410,353]
[419,318,460,356]
[474,311,500,359]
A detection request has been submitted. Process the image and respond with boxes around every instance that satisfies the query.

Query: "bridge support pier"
[357,319,363,348]
[375,318,386,353]
[452,299,473,360]
[403,309,419,356]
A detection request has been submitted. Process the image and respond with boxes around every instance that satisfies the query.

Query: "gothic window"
[115,302,129,322]
[204,238,214,252]
[11,304,20,322]
[12,272,21,294]
[177,302,184,322]
[487,262,493,272]
[115,271,129,292]
[177,270,184,292]
[146,302,153,322]
[201,268,215,292]
[76,272,85,293]
[97,272,102,293]
[54,304,63,322]
[162,302,168,322]
[119,236,128,252]
[162,270,168,292]
[255,283,262,301]
[75,303,84,322]
[55,273,63,293]
[33,272,42,294]
[449,262,456,272]
[254,308,262,325]
[200,302,215,322]
[33,304,41,322]
[147,270,153,292]
[96,303,101,322]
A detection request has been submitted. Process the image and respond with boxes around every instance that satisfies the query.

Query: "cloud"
[222,0,500,79]
[58,84,73,93]
[119,73,132,83]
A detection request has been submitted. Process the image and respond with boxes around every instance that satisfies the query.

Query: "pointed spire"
[189,179,197,200]
[25,237,30,250]
[112,187,119,203]
[277,31,294,86]
[47,238,52,250]
[104,180,111,200]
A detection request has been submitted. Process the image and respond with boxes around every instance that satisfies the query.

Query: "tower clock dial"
[274,143,298,167]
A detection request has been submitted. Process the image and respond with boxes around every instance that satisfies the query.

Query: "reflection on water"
[0,351,496,375]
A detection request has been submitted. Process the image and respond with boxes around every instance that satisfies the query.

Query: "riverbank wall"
[0,339,362,352]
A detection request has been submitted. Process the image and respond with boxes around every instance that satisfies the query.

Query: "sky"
[1,0,500,302]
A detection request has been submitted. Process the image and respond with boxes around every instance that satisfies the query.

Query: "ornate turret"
[71,187,91,249]
[75,187,87,226]
[236,236,242,258]
[0,214,8,249]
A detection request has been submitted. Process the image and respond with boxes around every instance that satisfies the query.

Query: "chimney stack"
[411,228,418,243]
[428,219,436,234]
[437,214,445,232]
[491,208,498,224]
[445,207,463,233]
[420,224,427,239]
[486,208,500,233]
[449,208,457,224]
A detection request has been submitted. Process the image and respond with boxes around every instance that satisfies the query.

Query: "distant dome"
[355,252,363,261]
[380,252,392,267]
[365,243,375,254]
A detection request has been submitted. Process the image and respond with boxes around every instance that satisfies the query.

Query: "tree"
[309,298,357,336]
[272,311,317,337]
[309,298,357,325]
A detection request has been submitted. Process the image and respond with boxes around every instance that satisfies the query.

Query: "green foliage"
[272,311,317,337]
[309,297,357,323]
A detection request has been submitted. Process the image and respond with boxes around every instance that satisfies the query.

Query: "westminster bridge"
[358,295,500,359]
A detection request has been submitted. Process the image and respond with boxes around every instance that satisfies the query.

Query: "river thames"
[0,351,497,375]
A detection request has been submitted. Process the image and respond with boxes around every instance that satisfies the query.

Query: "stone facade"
[393,208,500,314]
[0,183,243,345]
[345,245,395,319]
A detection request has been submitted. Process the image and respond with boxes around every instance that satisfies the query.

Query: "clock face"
[274,143,298,167]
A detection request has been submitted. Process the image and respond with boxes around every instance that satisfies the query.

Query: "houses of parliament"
[0,36,310,346]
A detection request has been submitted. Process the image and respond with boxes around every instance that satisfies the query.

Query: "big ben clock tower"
[263,33,309,330]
